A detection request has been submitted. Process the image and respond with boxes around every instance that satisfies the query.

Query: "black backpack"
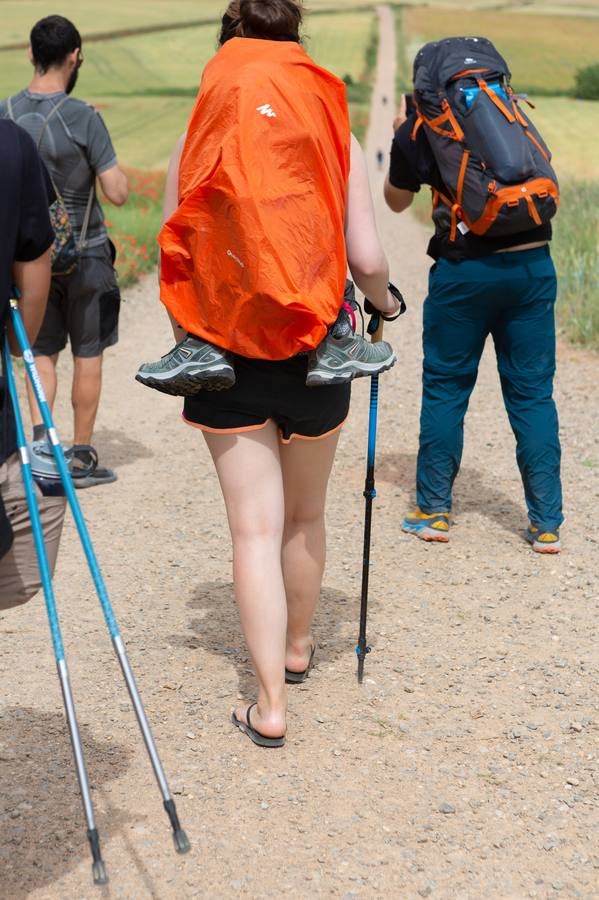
[411,36,559,241]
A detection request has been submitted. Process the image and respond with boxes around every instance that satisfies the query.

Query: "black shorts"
[33,243,120,358]
[183,354,351,443]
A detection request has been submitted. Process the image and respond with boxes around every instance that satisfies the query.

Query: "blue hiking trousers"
[417,245,563,532]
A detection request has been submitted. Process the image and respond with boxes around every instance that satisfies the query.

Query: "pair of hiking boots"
[135,285,396,396]
[402,510,561,553]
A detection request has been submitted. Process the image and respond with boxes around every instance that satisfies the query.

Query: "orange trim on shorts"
[181,414,270,436]
[279,418,347,445]
[181,413,346,444]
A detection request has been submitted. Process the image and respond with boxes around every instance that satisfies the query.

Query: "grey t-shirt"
[0,90,118,256]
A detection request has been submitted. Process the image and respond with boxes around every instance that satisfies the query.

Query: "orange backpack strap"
[456,149,470,207]
[477,78,515,123]
[421,100,464,142]
[411,115,424,141]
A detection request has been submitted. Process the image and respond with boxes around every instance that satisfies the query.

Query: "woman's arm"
[345,134,399,316]
[161,132,187,342]
[162,132,186,224]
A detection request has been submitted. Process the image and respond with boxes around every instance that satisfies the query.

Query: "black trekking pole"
[356,286,405,683]
[9,295,190,877]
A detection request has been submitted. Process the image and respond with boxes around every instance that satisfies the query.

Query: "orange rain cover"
[158,37,351,360]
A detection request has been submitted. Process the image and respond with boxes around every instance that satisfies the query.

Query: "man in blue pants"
[384,97,562,553]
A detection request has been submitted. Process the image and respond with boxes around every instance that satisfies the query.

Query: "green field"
[552,180,599,346]
[0,1,381,46]
[4,0,598,49]
[0,11,376,168]
[400,6,599,93]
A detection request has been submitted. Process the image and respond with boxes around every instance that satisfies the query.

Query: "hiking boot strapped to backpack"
[411,36,559,241]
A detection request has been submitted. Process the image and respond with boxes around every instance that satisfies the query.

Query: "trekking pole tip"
[163,798,191,853]
[357,659,365,684]
[92,860,109,885]
[173,827,191,854]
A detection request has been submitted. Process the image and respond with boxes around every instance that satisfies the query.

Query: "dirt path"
[2,6,598,899]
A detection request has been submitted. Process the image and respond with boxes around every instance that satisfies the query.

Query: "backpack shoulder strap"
[36,94,70,149]
[78,183,96,250]
[6,96,14,120]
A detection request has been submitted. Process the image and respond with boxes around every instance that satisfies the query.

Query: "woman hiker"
[153,0,402,747]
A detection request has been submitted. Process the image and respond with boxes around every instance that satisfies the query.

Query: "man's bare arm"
[98,164,128,206]
[384,93,417,215]
[384,177,415,214]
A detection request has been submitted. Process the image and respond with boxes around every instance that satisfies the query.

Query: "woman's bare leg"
[280,430,341,674]
[203,423,287,738]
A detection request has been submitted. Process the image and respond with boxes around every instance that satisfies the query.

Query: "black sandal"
[69,444,117,489]
[285,644,316,684]
[231,703,285,748]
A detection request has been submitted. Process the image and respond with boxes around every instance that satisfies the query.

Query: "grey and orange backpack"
[411,36,559,241]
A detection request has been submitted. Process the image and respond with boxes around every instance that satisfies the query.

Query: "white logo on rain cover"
[256,103,277,118]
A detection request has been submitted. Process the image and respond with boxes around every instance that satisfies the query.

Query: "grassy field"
[4,0,598,46]
[529,98,599,181]
[104,169,164,286]
[0,0,376,38]
[0,11,377,168]
[552,180,599,346]
[400,6,599,93]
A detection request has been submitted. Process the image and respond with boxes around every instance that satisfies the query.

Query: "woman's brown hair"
[220,0,303,45]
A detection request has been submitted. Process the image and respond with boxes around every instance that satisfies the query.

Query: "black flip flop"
[69,444,117,489]
[285,644,316,684]
[231,702,285,748]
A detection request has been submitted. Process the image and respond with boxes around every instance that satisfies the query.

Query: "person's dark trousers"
[416,245,563,533]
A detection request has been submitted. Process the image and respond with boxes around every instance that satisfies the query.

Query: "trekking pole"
[3,336,108,885]
[9,297,191,858]
[356,312,382,683]
[356,286,405,683]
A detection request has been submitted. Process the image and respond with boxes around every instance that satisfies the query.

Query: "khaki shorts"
[0,454,66,611]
